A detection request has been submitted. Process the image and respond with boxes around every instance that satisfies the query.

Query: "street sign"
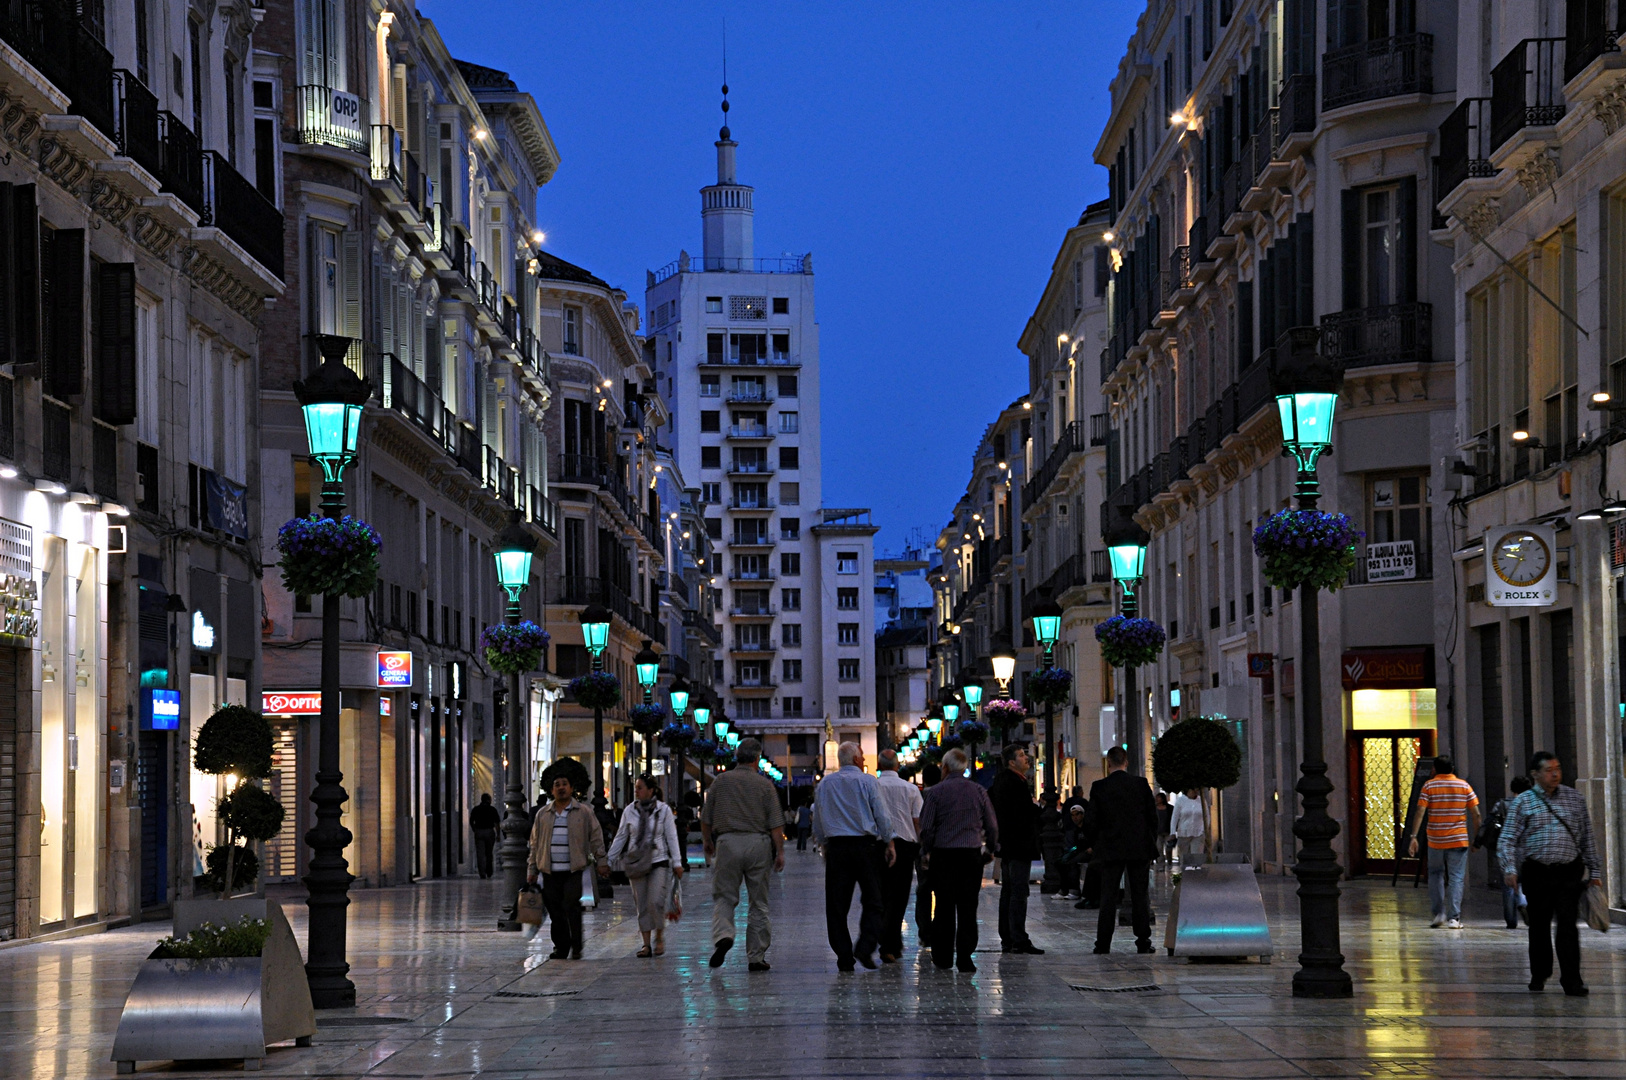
[263,691,322,715]
[1247,653,1273,677]
[149,689,180,730]
[1365,539,1415,581]
[377,650,412,688]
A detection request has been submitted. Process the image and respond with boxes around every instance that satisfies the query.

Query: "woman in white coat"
[608,774,684,956]
[1170,788,1206,872]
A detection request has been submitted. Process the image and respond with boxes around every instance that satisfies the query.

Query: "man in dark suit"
[1084,744,1158,954]
[989,744,1044,954]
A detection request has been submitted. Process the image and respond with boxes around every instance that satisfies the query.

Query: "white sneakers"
[1430,918,1445,928]
[1446,919,1464,929]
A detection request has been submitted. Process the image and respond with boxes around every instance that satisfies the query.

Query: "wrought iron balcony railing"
[1322,33,1433,110]
[1490,38,1566,152]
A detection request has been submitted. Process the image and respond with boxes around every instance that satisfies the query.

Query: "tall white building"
[646,98,878,764]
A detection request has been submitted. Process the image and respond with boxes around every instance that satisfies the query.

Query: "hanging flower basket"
[957,718,990,746]
[276,516,380,599]
[568,671,622,710]
[1095,615,1167,668]
[984,698,1027,733]
[629,703,666,736]
[690,736,719,763]
[1252,509,1361,593]
[1027,666,1074,706]
[714,746,736,769]
[481,621,549,676]
[658,722,696,751]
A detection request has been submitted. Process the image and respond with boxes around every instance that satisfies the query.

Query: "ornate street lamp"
[959,677,984,718]
[1107,532,1149,774]
[1029,590,1064,792]
[1275,343,1352,999]
[579,602,612,810]
[939,686,961,727]
[666,675,692,811]
[492,510,538,931]
[991,636,1018,698]
[925,707,943,743]
[634,640,661,774]
[293,336,371,1009]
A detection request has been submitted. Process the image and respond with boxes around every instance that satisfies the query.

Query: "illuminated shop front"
[1342,649,1436,877]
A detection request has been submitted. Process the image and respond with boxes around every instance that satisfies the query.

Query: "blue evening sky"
[423,2,1140,554]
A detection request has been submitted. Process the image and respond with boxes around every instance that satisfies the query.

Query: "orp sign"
[330,90,362,134]
[377,651,412,688]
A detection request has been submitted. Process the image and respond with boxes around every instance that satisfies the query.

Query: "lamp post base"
[498,673,530,931]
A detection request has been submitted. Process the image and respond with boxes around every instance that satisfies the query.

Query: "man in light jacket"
[528,775,608,960]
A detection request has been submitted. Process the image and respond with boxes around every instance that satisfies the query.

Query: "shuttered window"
[43,227,85,400]
[95,263,138,425]
[0,184,40,370]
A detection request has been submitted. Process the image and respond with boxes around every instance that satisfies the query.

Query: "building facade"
[256,0,557,888]
[644,105,878,769]
[1093,0,1459,874]
[0,0,281,933]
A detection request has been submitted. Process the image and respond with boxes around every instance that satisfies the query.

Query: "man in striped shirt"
[1405,755,1479,929]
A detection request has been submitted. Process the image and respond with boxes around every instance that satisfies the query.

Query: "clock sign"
[1485,524,1557,607]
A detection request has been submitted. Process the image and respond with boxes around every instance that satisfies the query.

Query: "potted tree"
[111,704,314,1071]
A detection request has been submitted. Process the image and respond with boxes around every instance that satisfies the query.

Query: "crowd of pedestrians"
[494,737,1604,993]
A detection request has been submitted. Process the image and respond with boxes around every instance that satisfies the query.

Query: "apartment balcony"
[1188,214,1212,264]
[683,610,722,649]
[729,678,778,694]
[729,605,777,620]
[727,568,777,584]
[1089,412,1109,447]
[1022,419,1089,507]
[650,255,811,284]
[725,425,775,441]
[727,534,777,551]
[1435,98,1497,208]
[201,152,285,279]
[557,575,666,647]
[557,453,605,488]
[698,355,802,369]
[1320,304,1432,370]
[727,497,776,512]
[1565,0,1624,84]
[158,111,205,216]
[727,461,775,478]
[729,639,777,657]
[0,0,115,143]
[293,84,368,155]
[1242,108,1282,207]
[724,388,775,405]
[1489,39,1566,163]
[112,70,161,178]
[1322,34,1433,111]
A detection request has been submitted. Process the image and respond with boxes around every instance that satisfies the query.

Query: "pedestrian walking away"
[875,749,923,962]
[1498,752,1602,996]
[1154,791,1173,872]
[918,747,999,972]
[526,776,608,960]
[470,792,501,880]
[607,774,684,957]
[701,737,785,972]
[1169,788,1204,873]
[989,744,1044,954]
[1483,777,1532,928]
[812,742,897,971]
[1085,745,1158,954]
[796,803,813,851]
[1404,755,1480,929]
[914,763,941,944]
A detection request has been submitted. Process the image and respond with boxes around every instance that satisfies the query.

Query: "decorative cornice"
[1596,79,1626,135]
[180,246,263,319]
[1514,148,1561,199]
[37,135,93,195]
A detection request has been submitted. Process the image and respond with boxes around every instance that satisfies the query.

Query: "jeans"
[998,858,1032,946]
[928,848,983,967]
[1096,859,1152,951]
[711,832,774,963]
[823,836,887,965]
[540,871,584,954]
[797,824,811,850]
[1427,845,1469,922]
[880,839,919,956]
[1522,857,1585,988]
[473,829,497,878]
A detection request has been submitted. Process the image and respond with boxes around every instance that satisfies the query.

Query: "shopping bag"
[581,865,597,909]
[667,875,684,923]
[1583,882,1611,933]
[516,885,544,926]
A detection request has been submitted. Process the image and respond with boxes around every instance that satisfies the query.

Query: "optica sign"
[263,691,322,715]
[377,651,413,688]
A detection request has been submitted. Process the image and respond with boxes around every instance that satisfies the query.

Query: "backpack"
[1473,798,1506,850]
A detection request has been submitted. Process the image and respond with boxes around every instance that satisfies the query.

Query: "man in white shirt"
[876,749,924,963]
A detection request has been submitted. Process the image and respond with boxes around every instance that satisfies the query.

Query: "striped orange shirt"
[1417,773,1478,849]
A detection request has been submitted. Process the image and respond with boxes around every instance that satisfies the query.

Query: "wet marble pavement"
[4,850,1626,1079]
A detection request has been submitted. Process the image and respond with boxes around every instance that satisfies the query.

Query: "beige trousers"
[629,865,673,933]
[711,832,773,962]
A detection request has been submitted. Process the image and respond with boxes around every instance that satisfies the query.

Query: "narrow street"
[6,852,1626,1079]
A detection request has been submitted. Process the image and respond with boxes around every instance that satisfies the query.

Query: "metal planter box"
[1163,855,1274,961]
[111,898,315,1073]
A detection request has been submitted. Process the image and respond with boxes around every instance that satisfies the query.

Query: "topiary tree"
[1151,716,1242,860]
[193,704,282,897]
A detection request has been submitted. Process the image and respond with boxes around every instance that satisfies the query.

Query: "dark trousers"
[928,848,983,967]
[797,824,811,850]
[824,836,886,964]
[880,839,919,956]
[1522,857,1585,987]
[473,829,497,878]
[998,858,1032,946]
[914,853,932,941]
[541,871,584,954]
[1096,859,1152,951]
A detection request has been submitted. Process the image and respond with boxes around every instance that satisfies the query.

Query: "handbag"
[515,884,544,926]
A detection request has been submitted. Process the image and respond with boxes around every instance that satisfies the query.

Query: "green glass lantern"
[491,510,537,603]
[960,679,984,713]
[634,640,660,690]
[1108,543,1147,593]
[942,702,960,725]
[293,336,373,487]
[725,732,741,749]
[668,676,692,719]
[714,719,730,739]
[579,603,611,659]
[1030,592,1063,656]
[690,701,710,731]
[925,712,943,735]
[1276,391,1339,473]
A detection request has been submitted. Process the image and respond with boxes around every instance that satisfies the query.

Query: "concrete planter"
[111,898,315,1073]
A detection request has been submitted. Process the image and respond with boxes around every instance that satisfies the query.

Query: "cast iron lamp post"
[690,696,711,784]
[1276,383,1352,998]
[634,640,660,772]
[991,637,1017,698]
[1107,538,1148,771]
[293,338,371,1009]
[1029,592,1063,791]
[492,510,538,931]
[668,675,691,807]
[579,603,612,809]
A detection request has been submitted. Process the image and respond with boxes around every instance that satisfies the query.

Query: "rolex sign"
[1484,524,1557,607]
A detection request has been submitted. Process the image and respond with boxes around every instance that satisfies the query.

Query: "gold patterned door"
[1348,732,1432,876]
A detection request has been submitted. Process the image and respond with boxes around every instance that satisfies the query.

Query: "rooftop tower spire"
[701,37,753,267]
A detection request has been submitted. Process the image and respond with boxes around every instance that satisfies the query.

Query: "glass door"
[1347,729,1435,876]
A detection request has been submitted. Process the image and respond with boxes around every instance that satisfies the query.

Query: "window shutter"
[1397,176,1417,304]
[340,229,362,354]
[0,182,11,366]
[1259,250,1276,348]
[8,185,39,369]
[1341,188,1362,311]
[1326,0,1360,51]
[1237,280,1254,366]
[46,228,85,399]
[1294,213,1315,329]
[95,263,138,425]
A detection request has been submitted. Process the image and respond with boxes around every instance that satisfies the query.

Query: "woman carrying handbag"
[608,774,685,957]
